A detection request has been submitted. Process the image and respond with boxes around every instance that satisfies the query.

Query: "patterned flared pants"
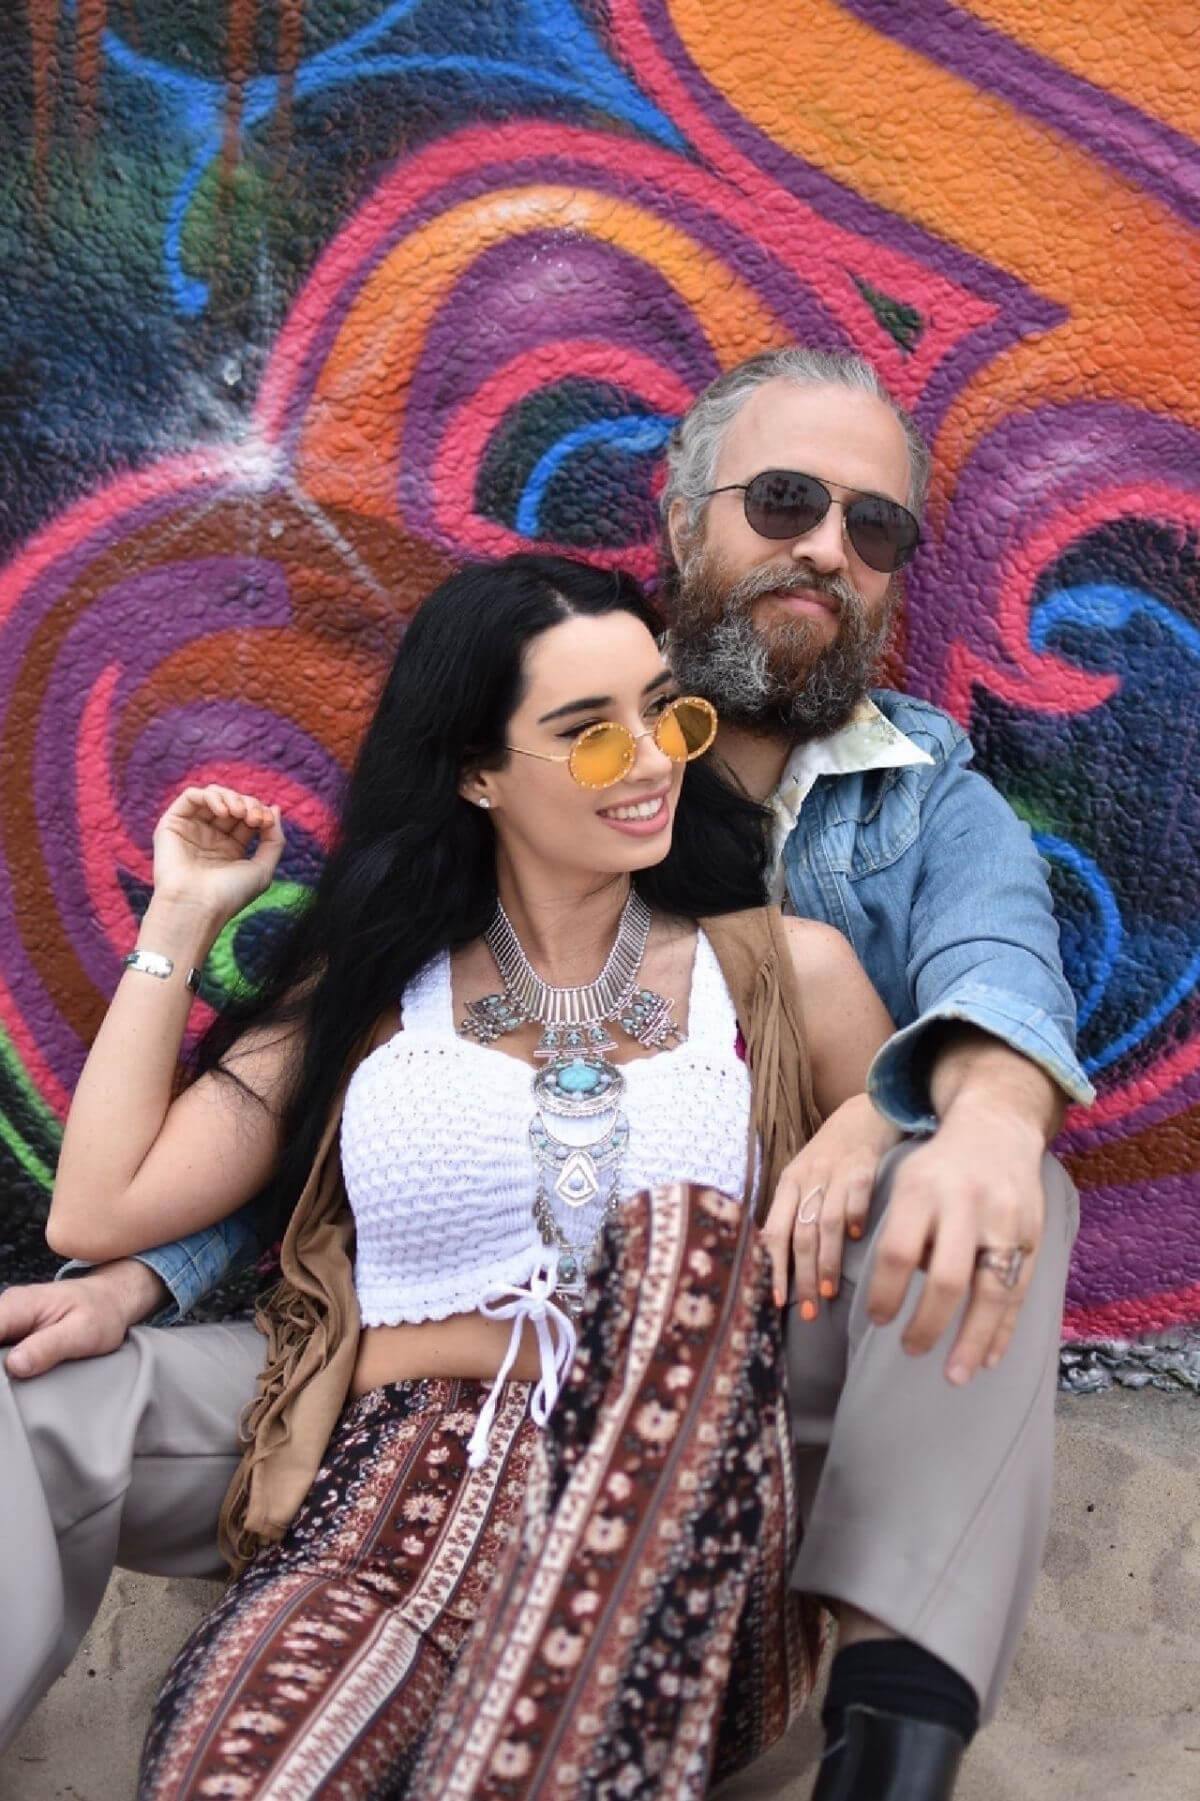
[139,1184,820,1800]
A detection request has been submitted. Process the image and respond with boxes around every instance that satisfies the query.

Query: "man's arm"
[867,737,1094,1127]
[1,1258,167,1378]
[929,1024,1066,1143]
[862,742,1090,1381]
[56,1199,268,1322]
[2,1197,268,1378]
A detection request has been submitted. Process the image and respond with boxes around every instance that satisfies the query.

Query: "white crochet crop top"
[340,930,753,1465]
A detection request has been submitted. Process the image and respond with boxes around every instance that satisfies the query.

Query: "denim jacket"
[64,689,1092,1322]
[778,691,1093,1129]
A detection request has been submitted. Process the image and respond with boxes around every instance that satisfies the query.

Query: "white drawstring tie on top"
[464,1261,577,1469]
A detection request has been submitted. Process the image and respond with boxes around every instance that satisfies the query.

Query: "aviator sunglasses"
[508,695,718,790]
[702,469,921,573]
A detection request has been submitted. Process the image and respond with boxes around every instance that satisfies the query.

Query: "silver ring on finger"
[797,1184,825,1227]
[974,1245,1030,1290]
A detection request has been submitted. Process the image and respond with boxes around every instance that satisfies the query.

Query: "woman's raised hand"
[152,785,285,923]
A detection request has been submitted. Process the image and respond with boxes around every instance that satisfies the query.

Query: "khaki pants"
[0,1152,1076,1750]
[788,1144,1079,1720]
[0,1319,264,1752]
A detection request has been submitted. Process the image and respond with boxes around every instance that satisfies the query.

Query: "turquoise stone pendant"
[532,1054,625,1119]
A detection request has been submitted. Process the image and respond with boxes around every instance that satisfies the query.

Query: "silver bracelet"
[123,949,202,994]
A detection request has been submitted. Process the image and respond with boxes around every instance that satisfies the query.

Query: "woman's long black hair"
[194,553,769,1238]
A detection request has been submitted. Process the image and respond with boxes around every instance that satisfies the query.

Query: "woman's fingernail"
[800,1300,818,1322]
[848,1224,864,1240]
[773,1287,785,1309]
[947,1363,969,1385]
[819,1279,836,1299]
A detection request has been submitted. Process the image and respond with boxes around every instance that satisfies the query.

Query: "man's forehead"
[714,378,911,501]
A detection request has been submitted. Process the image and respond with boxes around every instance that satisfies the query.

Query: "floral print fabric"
[410,1180,820,1799]
[140,1183,818,1799]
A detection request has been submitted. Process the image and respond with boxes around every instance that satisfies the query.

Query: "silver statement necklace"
[459,890,683,1311]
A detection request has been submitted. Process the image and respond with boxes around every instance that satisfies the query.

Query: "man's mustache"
[725,562,862,615]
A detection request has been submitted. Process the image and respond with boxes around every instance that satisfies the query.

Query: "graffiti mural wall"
[1,1,1197,1340]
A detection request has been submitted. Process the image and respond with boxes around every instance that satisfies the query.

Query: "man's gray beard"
[667,555,894,741]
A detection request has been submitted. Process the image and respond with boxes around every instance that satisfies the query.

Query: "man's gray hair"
[660,348,931,529]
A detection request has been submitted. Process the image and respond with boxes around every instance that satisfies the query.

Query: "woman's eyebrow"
[536,671,674,726]
[536,694,611,724]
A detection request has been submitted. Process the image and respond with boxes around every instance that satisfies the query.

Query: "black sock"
[821,1640,980,1749]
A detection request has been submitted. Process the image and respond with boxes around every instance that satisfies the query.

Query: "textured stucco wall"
[1,2,1197,1339]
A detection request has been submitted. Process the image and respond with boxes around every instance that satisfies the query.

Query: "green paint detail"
[0,1105,56,1191]
[852,277,925,355]
[1007,796,1058,837]
[0,1025,63,1144]
[203,882,313,1003]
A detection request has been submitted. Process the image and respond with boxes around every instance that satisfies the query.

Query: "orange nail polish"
[848,1224,864,1240]
[819,1279,836,1299]
[800,1300,818,1322]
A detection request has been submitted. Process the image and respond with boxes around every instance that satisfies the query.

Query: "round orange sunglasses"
[507,696,718,790]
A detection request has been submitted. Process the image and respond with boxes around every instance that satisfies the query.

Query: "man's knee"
[2,1338,153,1531]
[3,1323,262,1532]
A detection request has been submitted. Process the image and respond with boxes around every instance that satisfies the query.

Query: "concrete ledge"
[3,1389,1197,1799]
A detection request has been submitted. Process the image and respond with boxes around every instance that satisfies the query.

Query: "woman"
[47,553,896,1799]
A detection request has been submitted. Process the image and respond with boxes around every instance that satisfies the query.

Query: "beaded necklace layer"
[458,890,682,1312]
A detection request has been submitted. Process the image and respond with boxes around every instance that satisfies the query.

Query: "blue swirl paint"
[1034,833,1123,1032]
[516,415,676,536]
[1031,578,1200,1075]
[1085,943,1200,1077]
[73,0,684,316]
[1031,580,1200,660]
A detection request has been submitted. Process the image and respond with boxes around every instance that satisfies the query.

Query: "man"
[0,349,1091,1798]
[659,349,1091,1797]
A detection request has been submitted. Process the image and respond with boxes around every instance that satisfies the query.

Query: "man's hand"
[866,1023,1064,1385]
[866,1100,1046,1384]
[0,1260,169,1379]
[761,1094,902,1313]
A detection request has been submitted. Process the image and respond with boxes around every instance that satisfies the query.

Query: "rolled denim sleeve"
[56,1196,266,1324]
[867,742,1096,1131]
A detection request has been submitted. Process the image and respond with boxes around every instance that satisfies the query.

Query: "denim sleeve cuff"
[54,1211,262,1325]
[867,983,1096,1133]
[55,1252,184,1326]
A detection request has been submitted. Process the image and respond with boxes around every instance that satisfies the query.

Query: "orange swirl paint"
[295,187,788,525]
[661,0,1200,506]
[956,0,1200,137]
[117,627,388,776]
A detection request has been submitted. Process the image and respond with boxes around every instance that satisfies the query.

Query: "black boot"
[809,1704,965,1800]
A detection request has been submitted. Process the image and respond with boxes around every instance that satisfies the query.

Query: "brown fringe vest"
[218,904,820,1570]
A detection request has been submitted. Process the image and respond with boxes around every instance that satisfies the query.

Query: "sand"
[2,1387,1196,1800]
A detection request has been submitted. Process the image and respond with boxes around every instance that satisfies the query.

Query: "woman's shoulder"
[699,904,845,958]
[354,943,455,1066]
[362,1003,405,1058]
[775,912,855,960]
[775,913,865,993]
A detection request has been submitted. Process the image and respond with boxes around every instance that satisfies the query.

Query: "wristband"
[123,949,202,994]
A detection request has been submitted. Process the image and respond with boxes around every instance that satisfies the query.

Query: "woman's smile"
[595,789,672,835]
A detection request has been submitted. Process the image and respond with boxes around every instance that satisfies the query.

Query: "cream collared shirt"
[766,697,935,906]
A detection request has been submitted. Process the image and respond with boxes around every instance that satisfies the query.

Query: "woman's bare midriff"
[350,1317,545,1397]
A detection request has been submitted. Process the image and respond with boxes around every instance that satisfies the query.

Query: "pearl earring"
[476,797,492,810]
